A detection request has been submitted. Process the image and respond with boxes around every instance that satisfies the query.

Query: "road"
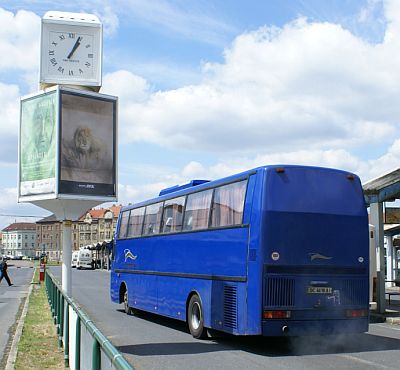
[0,260,34,368]
[51,267,400,370]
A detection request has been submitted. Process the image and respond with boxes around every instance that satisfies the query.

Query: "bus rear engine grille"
[264,277,295,307]
[223,285,238,329]
[340,279,367,306]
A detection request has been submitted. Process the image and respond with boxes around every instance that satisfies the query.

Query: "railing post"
[55,289,59,328]
[64,302,69,368]
[75,316,81,370]
[59,295,64,347]
[92,339,101,370]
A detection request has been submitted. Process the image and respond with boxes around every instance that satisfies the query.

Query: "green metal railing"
[45,270,133,370]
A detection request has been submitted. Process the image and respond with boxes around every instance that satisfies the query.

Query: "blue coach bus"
[110,165,369,338]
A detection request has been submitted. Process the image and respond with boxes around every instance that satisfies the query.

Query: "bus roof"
[159,180,210,196]
[121,164,358,212]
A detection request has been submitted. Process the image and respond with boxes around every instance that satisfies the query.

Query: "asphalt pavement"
[0,260,34,369]
[49,266,400,370]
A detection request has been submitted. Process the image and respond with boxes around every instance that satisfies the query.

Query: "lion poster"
[59,91,116,197]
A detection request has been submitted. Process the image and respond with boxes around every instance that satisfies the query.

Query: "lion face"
[74,127,92,152]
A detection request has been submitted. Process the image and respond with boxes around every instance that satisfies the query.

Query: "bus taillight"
[263,310,291,319]
[345,309,368,318]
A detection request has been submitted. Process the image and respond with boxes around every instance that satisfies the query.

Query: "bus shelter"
[363,168,400,313]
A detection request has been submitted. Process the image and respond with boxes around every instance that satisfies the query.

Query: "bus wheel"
[124,290,133,315]
[187,294,207,339]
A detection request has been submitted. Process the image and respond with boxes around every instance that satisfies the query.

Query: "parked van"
[71,251,79,268]
[77,249,94,270]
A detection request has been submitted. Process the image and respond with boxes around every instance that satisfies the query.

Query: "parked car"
[71,251,79,268]
[76,249,94,270]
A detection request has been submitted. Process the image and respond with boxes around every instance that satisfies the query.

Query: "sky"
[0,0,398,229]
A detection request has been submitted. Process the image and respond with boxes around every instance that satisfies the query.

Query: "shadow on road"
[228,333,400,357]
[116,309,400,357]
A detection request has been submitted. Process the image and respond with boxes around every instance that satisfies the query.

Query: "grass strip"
[14,270,65,370]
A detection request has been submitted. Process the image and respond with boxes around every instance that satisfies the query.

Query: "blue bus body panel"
[111,165,369,337]
[261,166,369,336]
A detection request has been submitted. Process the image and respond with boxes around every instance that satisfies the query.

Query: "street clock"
[40,11,102,91]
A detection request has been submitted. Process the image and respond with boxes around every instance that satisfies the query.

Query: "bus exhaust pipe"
[282,326,289,334]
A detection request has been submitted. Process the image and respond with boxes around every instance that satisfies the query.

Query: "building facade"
[35,206,121,260]
[36,215,62,261]
[1,223,36,258]
[73,206,120,250]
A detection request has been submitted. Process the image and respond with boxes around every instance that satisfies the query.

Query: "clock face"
[47,31,95,79]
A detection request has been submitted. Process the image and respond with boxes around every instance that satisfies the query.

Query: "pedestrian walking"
[0,257,13,286]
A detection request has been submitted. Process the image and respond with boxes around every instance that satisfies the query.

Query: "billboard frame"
[18,85,118,204]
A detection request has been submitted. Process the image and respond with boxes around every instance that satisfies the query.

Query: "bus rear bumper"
[262,318,369,336]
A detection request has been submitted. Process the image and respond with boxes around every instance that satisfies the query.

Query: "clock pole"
[18,11,117,302]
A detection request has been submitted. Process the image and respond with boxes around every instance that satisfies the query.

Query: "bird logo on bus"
[124,249,137,262]
[309,253,332,261]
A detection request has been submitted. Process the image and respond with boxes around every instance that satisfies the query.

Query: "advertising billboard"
[19,86,117,203]
[59,90,117,197]
[19,91,57,197]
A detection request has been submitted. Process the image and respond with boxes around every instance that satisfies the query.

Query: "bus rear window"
[211,180,247,228]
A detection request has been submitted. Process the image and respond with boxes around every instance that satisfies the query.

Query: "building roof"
[2,222,36,232]
[79,205,121,221]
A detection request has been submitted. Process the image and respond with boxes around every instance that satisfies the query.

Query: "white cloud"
[94,5,119,36]
[0,81,21,162]
[104,7,400,157]
[114,136,400,208]
[0,8,40,71]
[116,0,235,46]
[0,186,49,230]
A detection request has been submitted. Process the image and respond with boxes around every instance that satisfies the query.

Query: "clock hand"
[67,36,82,59]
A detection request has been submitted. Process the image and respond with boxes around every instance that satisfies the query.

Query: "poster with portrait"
[19,91,57,197]
[59,90,117,197]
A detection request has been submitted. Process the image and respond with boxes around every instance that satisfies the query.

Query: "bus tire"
[124,290,133,315]
[187,294,207,339]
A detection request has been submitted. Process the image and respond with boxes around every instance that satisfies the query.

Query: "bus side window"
[126,207,145,238]
[143,202,163,236]
[211,180,247,228]
[118,211,130,239]
[183,189,213,231]
[161,196,185,233]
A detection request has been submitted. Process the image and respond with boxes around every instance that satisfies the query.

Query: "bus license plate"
[307,287,332,294]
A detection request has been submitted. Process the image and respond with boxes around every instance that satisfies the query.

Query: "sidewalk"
[370,286,400,324]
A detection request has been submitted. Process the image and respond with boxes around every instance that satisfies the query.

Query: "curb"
[5,270,36,370]
[386,317,400,325]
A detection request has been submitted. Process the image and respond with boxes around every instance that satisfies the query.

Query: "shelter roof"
[363,168,400,205]
[36,214,60,224]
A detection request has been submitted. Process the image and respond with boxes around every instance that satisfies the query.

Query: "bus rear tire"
[187,294,207,339]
